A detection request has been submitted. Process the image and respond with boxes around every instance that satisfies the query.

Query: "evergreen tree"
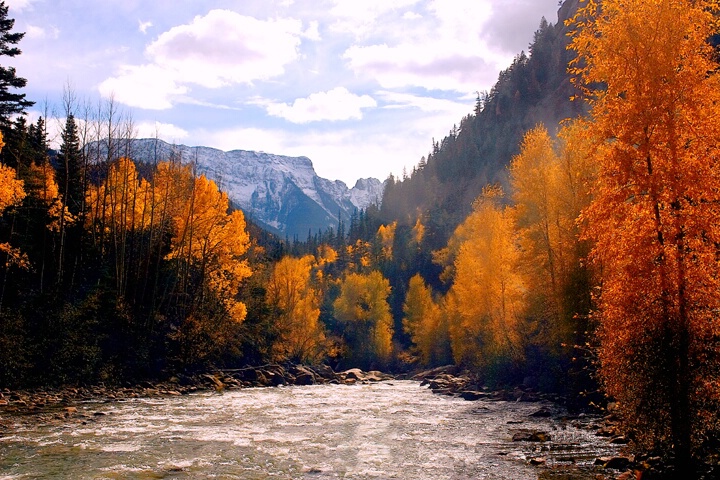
[57,115,83,215]
[0,1,32,125]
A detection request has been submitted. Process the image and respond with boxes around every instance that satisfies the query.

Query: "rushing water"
[0,381,620,479]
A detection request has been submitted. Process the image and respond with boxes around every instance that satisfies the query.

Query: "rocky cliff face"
[112,138,384,238]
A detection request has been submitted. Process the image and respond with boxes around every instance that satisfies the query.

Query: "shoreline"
[0,365,699,479]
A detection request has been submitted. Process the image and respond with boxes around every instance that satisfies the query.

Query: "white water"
[0,381,618,479]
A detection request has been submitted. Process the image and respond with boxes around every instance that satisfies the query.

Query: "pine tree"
[0,1,32,124]
[57,115,83,215]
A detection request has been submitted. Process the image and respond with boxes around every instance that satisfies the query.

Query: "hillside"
[379,0,584,249]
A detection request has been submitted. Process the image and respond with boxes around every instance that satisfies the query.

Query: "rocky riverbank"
[2,365,716,479]
[410,365,720,480]
[0,364,392,416]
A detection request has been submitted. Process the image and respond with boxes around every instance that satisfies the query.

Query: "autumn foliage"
[569,0,720,465]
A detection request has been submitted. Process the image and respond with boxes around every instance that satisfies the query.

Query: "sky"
[7,0,562,186]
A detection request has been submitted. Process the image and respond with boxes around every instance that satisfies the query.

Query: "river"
[0,381,620,479]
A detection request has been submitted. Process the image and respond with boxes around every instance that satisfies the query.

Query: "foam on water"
[0,381,619,479]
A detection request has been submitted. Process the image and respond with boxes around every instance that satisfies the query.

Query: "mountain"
[379,0,585,250]
[111,138,384,238]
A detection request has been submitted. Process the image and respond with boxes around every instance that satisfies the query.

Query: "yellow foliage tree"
[403,273,449,366]
[267,255,327,363]
[509,122,595,353]
[446,186,525,371]
[0,132,28,268]
[333,270,393,367]
[569,0,720,465]
[377,221,397,259]
[86,157,151,240]
[168,173,252,323]
[0,167,24,212]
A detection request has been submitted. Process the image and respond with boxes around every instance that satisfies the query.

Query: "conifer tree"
[0,1,32,125]
[57,115,83,215]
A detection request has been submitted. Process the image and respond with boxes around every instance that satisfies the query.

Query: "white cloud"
[138,20,153,34]
[25,24,59,40]
[100,10,309,108]
[302,21,321,41]
[6,0,36,12]
[378,91,471,116]
[263,87,377,123]
[329,0,421,37]
[343,44,496,92]
[402,11,422,20]
[98,64,188,110]
[145,10,303,88]
[340,0,509,92]
[135,121,189,140]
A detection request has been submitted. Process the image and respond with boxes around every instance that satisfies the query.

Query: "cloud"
[329,0,422,37]
[343,45,497,92]
[262,87,377,123]
[98,64,189,110]
[481,0,560,53]
[135,121,189,140]
[378,91,471,116]
[138,20,153,34]
[6,0,36,12]
[25,24,60,40]
[145,10,303,88]
[303,21,321,41]
[340,0,509,92]
[402,11,422,20]
[101,9,309,108]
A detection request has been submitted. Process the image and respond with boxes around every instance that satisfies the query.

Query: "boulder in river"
[529,407,553,417]
[459,391,489,401]
[511,430,552,442]
[595,456,633,470]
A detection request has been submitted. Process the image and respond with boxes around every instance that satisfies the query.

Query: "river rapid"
[0,381,620,479]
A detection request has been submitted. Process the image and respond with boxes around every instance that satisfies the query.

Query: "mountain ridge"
[99,138,384,238]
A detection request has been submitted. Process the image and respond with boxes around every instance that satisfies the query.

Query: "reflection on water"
[0,381,619,479]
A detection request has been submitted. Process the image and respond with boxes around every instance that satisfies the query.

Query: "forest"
[1,0,720,472]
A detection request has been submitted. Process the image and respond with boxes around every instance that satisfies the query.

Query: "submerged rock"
[512,430,552,442]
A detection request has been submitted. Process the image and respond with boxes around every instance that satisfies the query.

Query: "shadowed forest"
[1,0,720,473]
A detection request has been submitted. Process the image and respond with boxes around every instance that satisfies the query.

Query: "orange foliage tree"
[570,0,720,465]
[0,132,28,269]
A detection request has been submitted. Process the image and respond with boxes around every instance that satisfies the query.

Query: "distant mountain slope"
[111,138,384,238]
[379,0,584,249]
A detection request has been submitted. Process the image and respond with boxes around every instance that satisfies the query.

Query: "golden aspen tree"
[403,273,449,366]
[333,271,393,367]
[316,244,338,266]
[509,122,595,353]
[446,186,525,371]
[168,174,252,323]
[0,132,27,268]
[266,255,327,363]
[411,218,425,247]
[86,157,150,294]
[377,221,397,259]
[569,0,720,465]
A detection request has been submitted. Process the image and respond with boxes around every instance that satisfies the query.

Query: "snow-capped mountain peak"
[108,138,385,237]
